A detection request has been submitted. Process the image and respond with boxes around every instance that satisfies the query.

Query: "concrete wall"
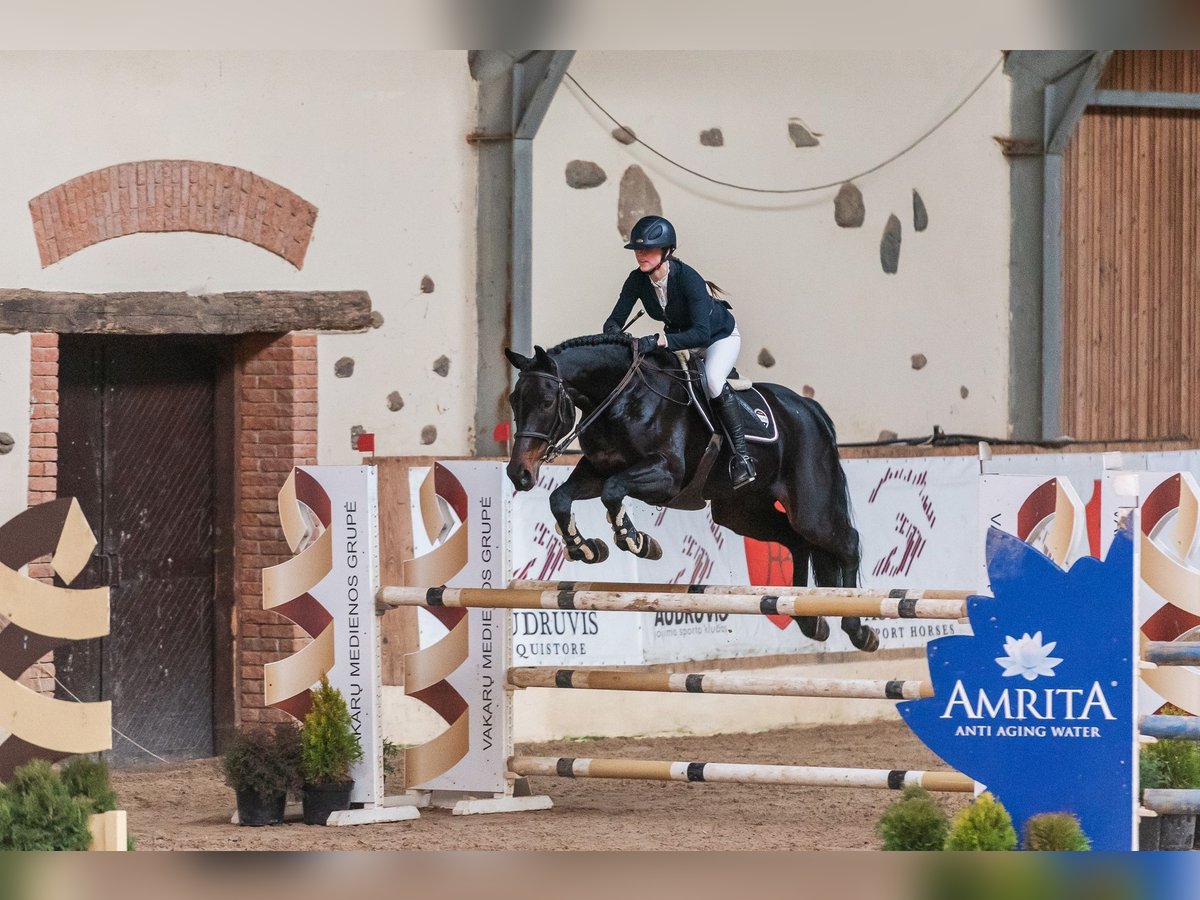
[531,51,1011,443]
[0,50,478,518]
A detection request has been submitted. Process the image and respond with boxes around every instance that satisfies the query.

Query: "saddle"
[676,352,779,444]
[662,351,779,511]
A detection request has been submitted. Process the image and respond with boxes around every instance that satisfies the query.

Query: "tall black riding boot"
[713,384,757,490]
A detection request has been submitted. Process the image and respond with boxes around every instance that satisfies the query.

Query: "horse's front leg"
[550,458,610,564]
[601,453,683,561]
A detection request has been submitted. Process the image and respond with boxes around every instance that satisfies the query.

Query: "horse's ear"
[533,346,553,370]
[504,348,534,371]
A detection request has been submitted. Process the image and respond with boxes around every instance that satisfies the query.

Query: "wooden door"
[55,335,233,763]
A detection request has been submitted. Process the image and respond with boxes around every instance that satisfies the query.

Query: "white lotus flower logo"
[995,631,1063,681]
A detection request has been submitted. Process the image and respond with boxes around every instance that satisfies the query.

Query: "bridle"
[513,339,649,463]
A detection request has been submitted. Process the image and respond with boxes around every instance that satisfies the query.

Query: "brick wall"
[29,161,317,269]
[22,333,59,693]
[235,333,319,725]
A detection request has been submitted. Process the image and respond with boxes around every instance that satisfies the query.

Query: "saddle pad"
[684,373,779,444]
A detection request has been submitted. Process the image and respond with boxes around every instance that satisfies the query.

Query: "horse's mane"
[547,334,632,355]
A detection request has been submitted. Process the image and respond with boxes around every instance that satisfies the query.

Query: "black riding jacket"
[602,257,735,351]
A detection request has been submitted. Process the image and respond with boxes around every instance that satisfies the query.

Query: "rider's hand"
[657,334,668,348]
[636,334,660,355]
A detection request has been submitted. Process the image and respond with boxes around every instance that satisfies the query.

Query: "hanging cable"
[35,662,171,764]
[564,53,1004,194]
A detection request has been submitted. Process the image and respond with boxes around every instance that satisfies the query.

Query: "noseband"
[513,339,649,463]
[513,371,576,454]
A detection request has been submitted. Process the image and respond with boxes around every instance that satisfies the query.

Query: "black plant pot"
[302,782,354,825]
[1159,814,1196,851]
[1138,814,1161,850]
[236,788,287,827]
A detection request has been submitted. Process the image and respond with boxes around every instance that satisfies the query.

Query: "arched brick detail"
[29,161,318,269]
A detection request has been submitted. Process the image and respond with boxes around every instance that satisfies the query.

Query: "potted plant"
[301,676,363,825]
[222,722,302,827]
[1140,733,1200,851]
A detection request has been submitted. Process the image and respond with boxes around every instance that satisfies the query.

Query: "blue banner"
[902,521,1136,850]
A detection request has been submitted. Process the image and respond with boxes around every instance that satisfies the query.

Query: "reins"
[516,338,658,462]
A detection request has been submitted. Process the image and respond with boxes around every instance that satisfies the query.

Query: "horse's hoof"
[792,616,830,642]
[638,535,663,560]
[847,625,880,652]
[566,538,610,564]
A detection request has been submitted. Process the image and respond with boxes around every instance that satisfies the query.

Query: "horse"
[503,334,878,652]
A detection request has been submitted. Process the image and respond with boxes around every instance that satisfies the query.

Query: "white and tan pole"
[376,586,968,620]
[509,756,975,793]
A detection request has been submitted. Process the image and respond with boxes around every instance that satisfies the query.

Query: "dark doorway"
[55,335,235,764]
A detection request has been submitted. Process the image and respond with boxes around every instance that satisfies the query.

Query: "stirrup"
[730,456,756,490]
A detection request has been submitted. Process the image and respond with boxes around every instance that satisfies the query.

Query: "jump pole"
[376,586,967,620]
[514,579,973,602]
[508,668,934,700]
[508,756,975,792]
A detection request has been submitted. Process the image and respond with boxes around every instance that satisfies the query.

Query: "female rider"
[602,215,756,489]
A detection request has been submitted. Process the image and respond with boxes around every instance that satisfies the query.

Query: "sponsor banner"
[404,450,1200,669]
[1102,470,1200,717]
[509,466,747,666]
[404,461,512,793]
[284,466,382,806]
[904,475,1138,852]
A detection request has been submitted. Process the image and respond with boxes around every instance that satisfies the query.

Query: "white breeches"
[703,328,741,398]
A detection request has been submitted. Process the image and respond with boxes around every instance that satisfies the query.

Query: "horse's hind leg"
[550,459,610,564]
[812,544,878,652]
[711,499,828,643]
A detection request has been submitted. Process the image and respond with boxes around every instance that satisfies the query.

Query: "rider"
[602,214,756,490]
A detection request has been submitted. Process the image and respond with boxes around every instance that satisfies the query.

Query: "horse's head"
[504,345,576,491]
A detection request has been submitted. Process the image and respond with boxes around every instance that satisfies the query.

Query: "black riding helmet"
[624,215,676,251]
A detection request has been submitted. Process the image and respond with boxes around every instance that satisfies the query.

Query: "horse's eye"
[542,396,556,411]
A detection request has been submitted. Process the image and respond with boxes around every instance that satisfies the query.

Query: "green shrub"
[382,738,400,778]
[1141,738,1200,790]
[301,676,363,785]
[877,785,950,850]
[1140,747,1168,798]
[1022,812,1091,851]
[222,723,303,801]
[0,760,92,851]
[944,792,1017,851]
[61,757,118,814]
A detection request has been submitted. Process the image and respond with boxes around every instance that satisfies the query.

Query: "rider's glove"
[636,334,660,355]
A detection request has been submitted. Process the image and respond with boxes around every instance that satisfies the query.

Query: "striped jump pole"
[508,756,975,793]
[1143,790,1200,816]
[508,668,934,700]
[1140,715,1200,741]
[513,579,972,602]
[377,586,968,620]
[1143,641,1200,667]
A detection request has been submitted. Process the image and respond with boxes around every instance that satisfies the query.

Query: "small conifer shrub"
[1022,812,1091,851]
[301,676,363,785]
[877,785,950,850]
[943,792,1017,851]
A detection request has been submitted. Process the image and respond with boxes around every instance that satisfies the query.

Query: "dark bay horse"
[504,335,878,652]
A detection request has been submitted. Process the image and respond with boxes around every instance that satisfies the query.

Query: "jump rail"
[513,579,973,602]
[508,756,976,792]
[1143,641,1200,666]
[508,668,934,700]
[1142,790,1200,816]
[1140,715,1200,741]
[376,586,968,620]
